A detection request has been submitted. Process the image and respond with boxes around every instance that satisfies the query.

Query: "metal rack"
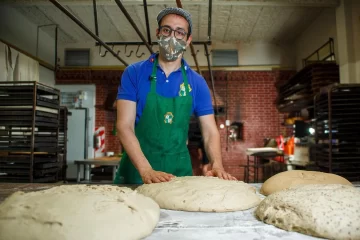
[314,84,360,181]
[276,62,339,113]
[0,81,61,183]
[58,106,70,182]
[245,152,285,183]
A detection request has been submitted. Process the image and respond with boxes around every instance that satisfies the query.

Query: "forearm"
[203,130,224,169]
[117,126,152,174]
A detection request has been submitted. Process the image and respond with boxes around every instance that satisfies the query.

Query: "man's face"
[156,14,192,48]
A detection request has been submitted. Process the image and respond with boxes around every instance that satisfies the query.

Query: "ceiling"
[2,0,339,45]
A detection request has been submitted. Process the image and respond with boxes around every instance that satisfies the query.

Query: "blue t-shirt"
[117,54,214,125]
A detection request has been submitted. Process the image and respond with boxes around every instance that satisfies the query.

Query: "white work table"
[146,183,360,240]
[1,182,359,240]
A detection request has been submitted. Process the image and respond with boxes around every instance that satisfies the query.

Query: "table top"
[1,182,359,240]
[74,156,121,165]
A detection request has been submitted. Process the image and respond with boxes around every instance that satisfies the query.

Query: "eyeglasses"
[159,26,187,40]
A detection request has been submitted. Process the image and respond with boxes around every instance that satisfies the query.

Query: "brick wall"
[190,71,290,180]
[95,82,122,153]
[56,69,293,180]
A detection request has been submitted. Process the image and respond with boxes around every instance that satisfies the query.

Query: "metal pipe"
[175,0,201,73]
[55,26,58,70]
[36,26,39,57]
[1,38,55,71]
[95,41,211,46]
[208,0,212,41]
[204,43,218,120]
[226,73,229,151]
[93,0,99,36]
[143,0,152,45]
[114,0,154,54]
[190,44,201,74]
[49,0,129,66]
[328,87,332,173]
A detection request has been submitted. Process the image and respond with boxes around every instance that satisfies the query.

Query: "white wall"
[351,1,360,83]
[0,6,56,84]
[58,41,296,69]
[39,66,56,87]
[295,8,338,71]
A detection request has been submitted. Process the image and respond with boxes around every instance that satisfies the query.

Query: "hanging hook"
[111,44,121,56]
[204,49,212,57]
[191,49,200,57]
[135,45,145,58]
[125,45,133,58]
[99,45,108,57]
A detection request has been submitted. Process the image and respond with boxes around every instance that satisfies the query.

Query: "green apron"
[114,56,193,184]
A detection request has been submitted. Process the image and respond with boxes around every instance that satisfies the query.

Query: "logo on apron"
[179,83,192,96]
[164,112,174,124]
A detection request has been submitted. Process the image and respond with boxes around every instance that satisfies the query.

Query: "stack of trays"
[58,106,70,182]
[314,84,360,181]
[276,62,340,113]
[0,81,61,183]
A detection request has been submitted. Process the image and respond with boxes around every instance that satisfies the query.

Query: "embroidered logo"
[179,83,192,96]
[164,112,174,124]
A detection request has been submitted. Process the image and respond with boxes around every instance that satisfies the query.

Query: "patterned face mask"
[158,35,187,61]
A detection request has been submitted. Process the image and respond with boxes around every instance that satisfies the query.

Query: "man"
[114,7,236,184]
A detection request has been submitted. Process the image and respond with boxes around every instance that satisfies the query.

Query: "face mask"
[157,35,187,61]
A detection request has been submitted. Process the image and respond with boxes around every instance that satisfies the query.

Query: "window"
[212,50,238,67]
[65,49,90,66]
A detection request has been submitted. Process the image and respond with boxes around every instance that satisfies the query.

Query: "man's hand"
[139,168,175,184]
[205,168,237,181]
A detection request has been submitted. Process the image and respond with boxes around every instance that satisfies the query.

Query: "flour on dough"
[136,176,261,212]
[0,185,160,240]
[256,184,360,240]
[260,170,352,196]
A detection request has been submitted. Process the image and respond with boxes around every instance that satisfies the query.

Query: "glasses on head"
[159,26,187,40]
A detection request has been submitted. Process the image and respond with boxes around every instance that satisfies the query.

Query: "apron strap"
[181,64,189,96]
[150,56,189,95]
[150,57,158,93]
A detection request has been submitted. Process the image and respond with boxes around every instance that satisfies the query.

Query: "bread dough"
[256,184,360,240]
[260,170,352,195]
[0,185,160,240]
[136,176,261,212]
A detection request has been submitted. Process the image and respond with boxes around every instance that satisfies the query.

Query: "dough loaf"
[256,184,360,240]
[0,185,160,240]
[136,176,261,212]
[260,170,352,195]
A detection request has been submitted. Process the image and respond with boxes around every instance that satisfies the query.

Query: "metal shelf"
[0,81,61,183]
[314,84,360,181]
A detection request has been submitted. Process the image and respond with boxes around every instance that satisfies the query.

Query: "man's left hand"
[205,168,237,181]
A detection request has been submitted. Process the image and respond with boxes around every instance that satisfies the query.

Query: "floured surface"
[260,170,353,195]
[146,184,320,240]
[256,184,360,240]
[136,176,261,212]
[0,185,160,240]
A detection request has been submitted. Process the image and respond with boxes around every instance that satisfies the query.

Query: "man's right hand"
[139,168,175,184]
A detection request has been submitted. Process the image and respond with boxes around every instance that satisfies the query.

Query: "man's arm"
[116,99,174,183]
[198,114,236,180]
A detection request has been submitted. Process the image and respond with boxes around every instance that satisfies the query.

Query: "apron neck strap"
[150,56,189,95]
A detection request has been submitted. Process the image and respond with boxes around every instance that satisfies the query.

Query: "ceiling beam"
[1,0,340,8]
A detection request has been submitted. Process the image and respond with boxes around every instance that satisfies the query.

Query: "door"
[66,109,87,179]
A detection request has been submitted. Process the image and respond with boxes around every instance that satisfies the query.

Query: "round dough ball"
[260,170,352,196]
[136,176,261,212]
[0,185,160,240]
[256,184,360,240]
